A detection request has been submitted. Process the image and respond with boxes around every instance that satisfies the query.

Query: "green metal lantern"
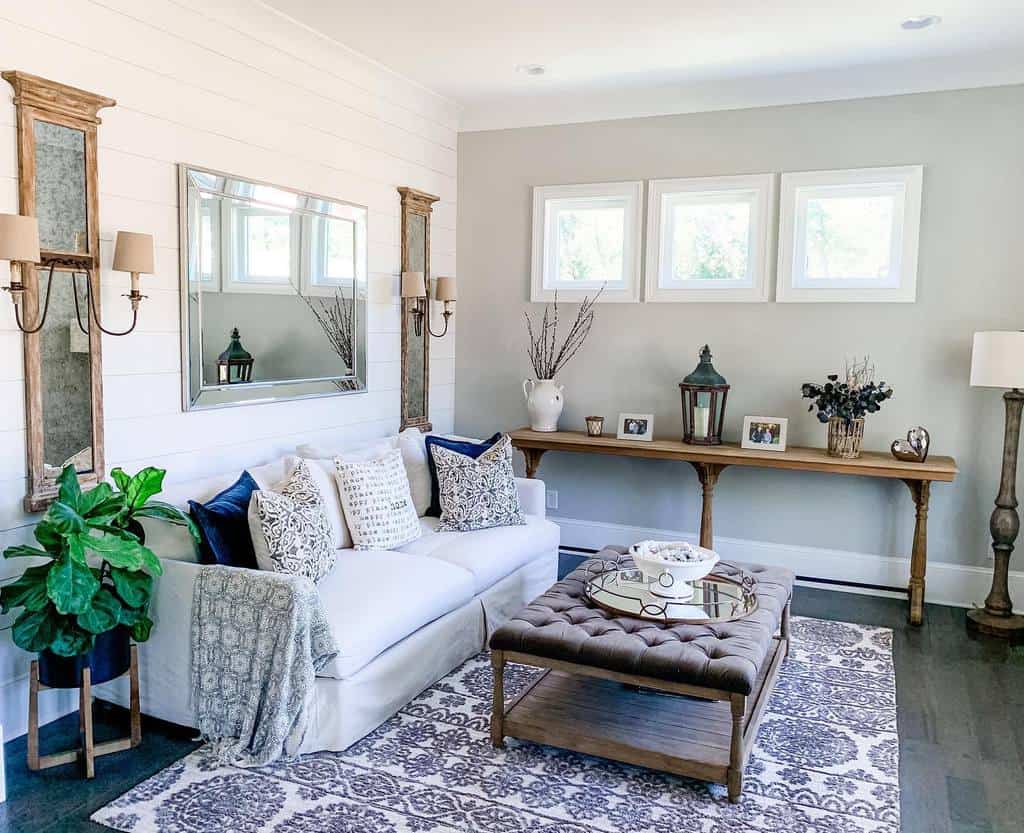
[680,344,729,445]
[216,327,254,385]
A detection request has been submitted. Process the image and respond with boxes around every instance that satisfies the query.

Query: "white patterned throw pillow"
[334,448,421,550]
[432,434,526,532]
[248,458,336,582]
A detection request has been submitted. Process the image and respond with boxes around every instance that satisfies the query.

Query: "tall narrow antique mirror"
[179,165,368,409]
[2,72,114,510]
[398,187,439,431]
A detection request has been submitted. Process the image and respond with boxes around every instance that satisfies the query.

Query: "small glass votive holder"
[585,416,605,437]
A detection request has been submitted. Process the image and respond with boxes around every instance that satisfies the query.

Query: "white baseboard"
[552,515,1024,613]
[1,671,78,744]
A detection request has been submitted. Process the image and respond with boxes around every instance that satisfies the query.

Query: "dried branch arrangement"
[524,287,603,379]
[300,289,359,390]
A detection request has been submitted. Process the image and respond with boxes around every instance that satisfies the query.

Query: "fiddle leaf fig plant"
[1,465,198,657]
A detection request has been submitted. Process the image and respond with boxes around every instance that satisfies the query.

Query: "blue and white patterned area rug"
[92,617,899,833]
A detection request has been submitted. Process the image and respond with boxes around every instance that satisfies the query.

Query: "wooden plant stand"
[491,605,790,803]
[27,644,141,778]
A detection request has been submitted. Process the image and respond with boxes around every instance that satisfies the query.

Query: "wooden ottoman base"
[491,608,789,803]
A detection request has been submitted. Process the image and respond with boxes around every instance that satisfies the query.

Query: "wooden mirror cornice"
[398,186,439,432]
[3,71,115,511]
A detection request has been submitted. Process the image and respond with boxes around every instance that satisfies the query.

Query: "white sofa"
[97,438,559,753]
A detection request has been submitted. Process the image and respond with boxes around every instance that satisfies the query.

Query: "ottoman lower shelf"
[491,634,786,802]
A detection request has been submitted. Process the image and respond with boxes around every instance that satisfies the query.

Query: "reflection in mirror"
[180,165,368,409]
[34,121,89,255]
[37,267,94,477]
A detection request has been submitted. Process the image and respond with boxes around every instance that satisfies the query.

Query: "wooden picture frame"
[2,71,115,511]
[398,186,438,432]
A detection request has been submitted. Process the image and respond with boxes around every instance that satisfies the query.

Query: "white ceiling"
[266,0,1024,130]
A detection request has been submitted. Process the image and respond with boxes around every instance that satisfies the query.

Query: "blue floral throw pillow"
[424,432,501,517]
[188,471,259,569]
[432,435,526,533]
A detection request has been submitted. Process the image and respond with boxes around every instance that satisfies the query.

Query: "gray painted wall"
[455,85,1024,570]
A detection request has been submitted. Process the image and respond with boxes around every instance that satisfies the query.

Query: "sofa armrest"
[516,477,546,518]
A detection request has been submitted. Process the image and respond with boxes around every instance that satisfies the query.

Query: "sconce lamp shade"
[435,275,457,301]
[0,213,40,263]
[401,271,426,298]
[970,331,1024,389]
[113,231,154,274]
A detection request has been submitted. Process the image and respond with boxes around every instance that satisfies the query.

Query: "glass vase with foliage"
[1,465,198,659]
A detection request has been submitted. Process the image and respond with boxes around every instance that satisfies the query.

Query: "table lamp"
[968,331,1024,641]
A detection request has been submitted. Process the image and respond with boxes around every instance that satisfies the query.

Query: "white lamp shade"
[970,331,1024,389]
[0,213,40,263]
[401,270,426,298]
[113,231,154,274]
[435,275,457,301]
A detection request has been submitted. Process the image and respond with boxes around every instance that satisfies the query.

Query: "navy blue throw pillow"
[188,471,260,569]
[425,433,502,517]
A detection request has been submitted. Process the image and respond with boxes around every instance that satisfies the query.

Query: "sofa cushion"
[433,435,525,533]
[424,432,501,517]
[316,549,475,679]
[397,514,560,595]
[188,472,260,569]
[334,448,421,550]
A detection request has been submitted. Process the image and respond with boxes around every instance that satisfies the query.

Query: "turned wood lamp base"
[966,609,1024,644]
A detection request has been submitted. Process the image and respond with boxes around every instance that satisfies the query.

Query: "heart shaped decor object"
[891,439,921,462]
[906,426,930,461]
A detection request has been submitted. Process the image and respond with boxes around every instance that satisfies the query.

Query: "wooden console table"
[510,428,958,625]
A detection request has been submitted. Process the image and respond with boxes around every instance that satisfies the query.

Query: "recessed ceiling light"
[516,64,546,76]
[901,14,941,30]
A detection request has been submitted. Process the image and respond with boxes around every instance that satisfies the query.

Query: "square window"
[645,175,774,302]
[531,182,642,302]
[778,166,923,302]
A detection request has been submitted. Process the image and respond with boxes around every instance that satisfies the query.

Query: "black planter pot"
[38,626,132,688]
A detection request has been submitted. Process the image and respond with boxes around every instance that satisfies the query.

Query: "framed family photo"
[741,416,788,451]
[617,413,654,441]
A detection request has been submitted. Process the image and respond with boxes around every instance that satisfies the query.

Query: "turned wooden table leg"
[727,694,745,803]
[520,448,546,479]
[490,650,506,748]
[690,463,725,549]
[903,479,931,626]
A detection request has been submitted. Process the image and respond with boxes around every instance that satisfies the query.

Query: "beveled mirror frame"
[398,186,438,432]
[2,71,114,511]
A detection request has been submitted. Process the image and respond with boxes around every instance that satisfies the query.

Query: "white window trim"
[776,165,923,303]
[644,174,775,303]
[530,181,643,303]
[301,214,359,297]
[223,204,302,295]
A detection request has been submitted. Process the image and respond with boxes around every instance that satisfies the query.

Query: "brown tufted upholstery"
[489,548,794,696]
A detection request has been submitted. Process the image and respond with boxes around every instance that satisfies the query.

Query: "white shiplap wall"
[0,0,458,737]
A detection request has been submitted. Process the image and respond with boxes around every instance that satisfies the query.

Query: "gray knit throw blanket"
[190,565,338,767]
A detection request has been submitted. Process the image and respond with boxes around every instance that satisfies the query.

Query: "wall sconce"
[401,270,456,338]
[0,213,153,336]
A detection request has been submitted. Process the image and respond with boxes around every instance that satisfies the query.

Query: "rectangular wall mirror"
[179,165,368,410]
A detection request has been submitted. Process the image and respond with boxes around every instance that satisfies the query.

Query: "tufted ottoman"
[488,549,794,802]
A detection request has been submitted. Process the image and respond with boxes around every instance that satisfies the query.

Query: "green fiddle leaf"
[11,607,58,653]
[123,467,166,510]
[49,618,94,657]
[33,521,64,555]
[116,603,145,627]
[46,501,87,536]
[110,468,131,493]
[0,564,50,613]
[132,502,200,542]
[130,616,154,643]
[78,482,114,517]
[56,465,82,512]
[110,567,152,608]
[77,588,122,634]
[3,544,50,560]
[78,533,163,577]
[46,554,100,615]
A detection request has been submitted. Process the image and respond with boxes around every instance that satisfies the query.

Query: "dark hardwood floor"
[1,553,1022,833]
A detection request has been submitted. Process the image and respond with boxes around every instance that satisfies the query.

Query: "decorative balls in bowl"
[630,540,719,593]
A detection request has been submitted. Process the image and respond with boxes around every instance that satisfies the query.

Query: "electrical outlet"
[546,490,559,510]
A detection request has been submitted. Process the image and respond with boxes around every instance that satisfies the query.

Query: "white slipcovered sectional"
[97,432,560,752]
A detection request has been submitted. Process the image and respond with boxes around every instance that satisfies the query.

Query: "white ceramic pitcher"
[523,379,564,432]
